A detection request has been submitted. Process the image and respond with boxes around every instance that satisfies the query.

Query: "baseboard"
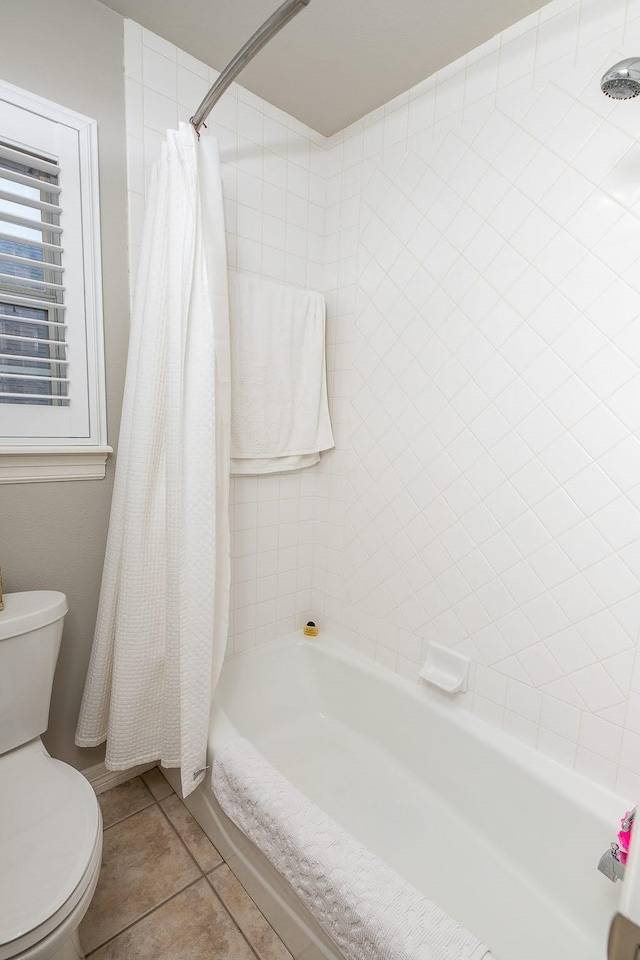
[81,760,157,795]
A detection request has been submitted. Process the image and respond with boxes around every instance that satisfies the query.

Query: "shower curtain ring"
[189,117,207,140]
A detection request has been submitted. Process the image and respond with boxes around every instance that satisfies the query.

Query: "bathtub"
[168,633,626,960]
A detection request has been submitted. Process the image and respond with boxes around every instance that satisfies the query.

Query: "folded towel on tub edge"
[212,736,491,960]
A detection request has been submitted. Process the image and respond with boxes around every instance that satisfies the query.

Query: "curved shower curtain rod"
[190,0,312,135]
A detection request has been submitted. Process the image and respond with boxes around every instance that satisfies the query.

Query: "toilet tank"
[0,591,68,754]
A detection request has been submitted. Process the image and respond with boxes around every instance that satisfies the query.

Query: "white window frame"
[0,79,111,482]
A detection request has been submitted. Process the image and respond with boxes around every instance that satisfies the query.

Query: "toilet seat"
[8,831,102,960]
[0,740,102,960]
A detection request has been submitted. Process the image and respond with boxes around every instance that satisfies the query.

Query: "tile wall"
[317,0,640,795]
[124,0,640,795]
[123,22,333,655]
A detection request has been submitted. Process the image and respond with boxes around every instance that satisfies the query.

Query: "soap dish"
[419,642,469,694]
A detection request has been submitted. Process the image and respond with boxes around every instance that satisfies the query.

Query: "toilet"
[0,592,102,960]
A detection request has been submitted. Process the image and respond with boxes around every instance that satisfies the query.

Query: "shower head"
[601,58,640,99]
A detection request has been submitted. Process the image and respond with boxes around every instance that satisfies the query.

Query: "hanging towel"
[229,272,334,474]
[213,737,491,960]
[75,124,231,798]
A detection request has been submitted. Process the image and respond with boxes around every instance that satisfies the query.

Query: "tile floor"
[80,768,293,959]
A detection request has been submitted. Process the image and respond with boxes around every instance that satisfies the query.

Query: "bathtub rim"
[214,629,629,825]
[166,629,628,960]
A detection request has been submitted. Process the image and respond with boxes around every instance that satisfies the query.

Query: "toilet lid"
[0,741,101,948]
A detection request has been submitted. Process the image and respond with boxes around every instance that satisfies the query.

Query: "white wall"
[123,23,330,654]
[317,0,640,796]
[2,0,130,770]
[125,0,640,796]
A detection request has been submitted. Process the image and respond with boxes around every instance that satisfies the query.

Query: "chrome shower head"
[601,58,640,99]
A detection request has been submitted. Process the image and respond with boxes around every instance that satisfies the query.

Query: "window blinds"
[0,141,69,406]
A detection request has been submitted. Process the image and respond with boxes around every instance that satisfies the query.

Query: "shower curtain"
[76,123,231,797]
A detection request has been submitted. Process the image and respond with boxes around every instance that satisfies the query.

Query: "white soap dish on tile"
[419,642,469,694]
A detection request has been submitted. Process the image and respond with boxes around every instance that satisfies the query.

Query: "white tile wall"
[316,0,640,795]
[123,21,327,654]
[124,0,640,795]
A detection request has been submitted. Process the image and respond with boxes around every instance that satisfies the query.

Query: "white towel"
[230,452,320,474]
[213,737,491,960]
[229,273,334,475]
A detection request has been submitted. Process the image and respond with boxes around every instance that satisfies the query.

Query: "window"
[0,143,68,415]
[0,80,111,482]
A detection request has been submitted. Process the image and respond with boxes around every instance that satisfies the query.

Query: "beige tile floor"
[80,768,293,960]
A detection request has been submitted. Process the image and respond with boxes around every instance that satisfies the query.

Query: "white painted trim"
[0,78,110,455]
[81,759,156,795]
[0,446,112,483]
[0,78,100,131]
[78,113,109,450]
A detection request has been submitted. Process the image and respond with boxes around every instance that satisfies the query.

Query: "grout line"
[140,767,177,802]
[207,868,295,960]
[154,794,224,877]
[205,879,264,960]
[101,797,156,832]
[84,875,204,957]
[160,797,271,960]
[92,787,266,960]
[87,793,202,955]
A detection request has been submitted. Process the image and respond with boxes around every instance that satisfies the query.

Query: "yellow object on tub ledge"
[303,621,319,637]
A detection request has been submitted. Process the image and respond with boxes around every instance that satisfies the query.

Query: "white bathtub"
[170,633,626,960]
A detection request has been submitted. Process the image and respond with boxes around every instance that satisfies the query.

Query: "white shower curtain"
[76,123,231,797]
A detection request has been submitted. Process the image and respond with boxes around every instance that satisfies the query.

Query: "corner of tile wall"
[317,0,640,796]
[124,0,640,795]
[123,20,327,659]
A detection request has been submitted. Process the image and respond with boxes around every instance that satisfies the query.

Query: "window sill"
[0,446,113,483]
